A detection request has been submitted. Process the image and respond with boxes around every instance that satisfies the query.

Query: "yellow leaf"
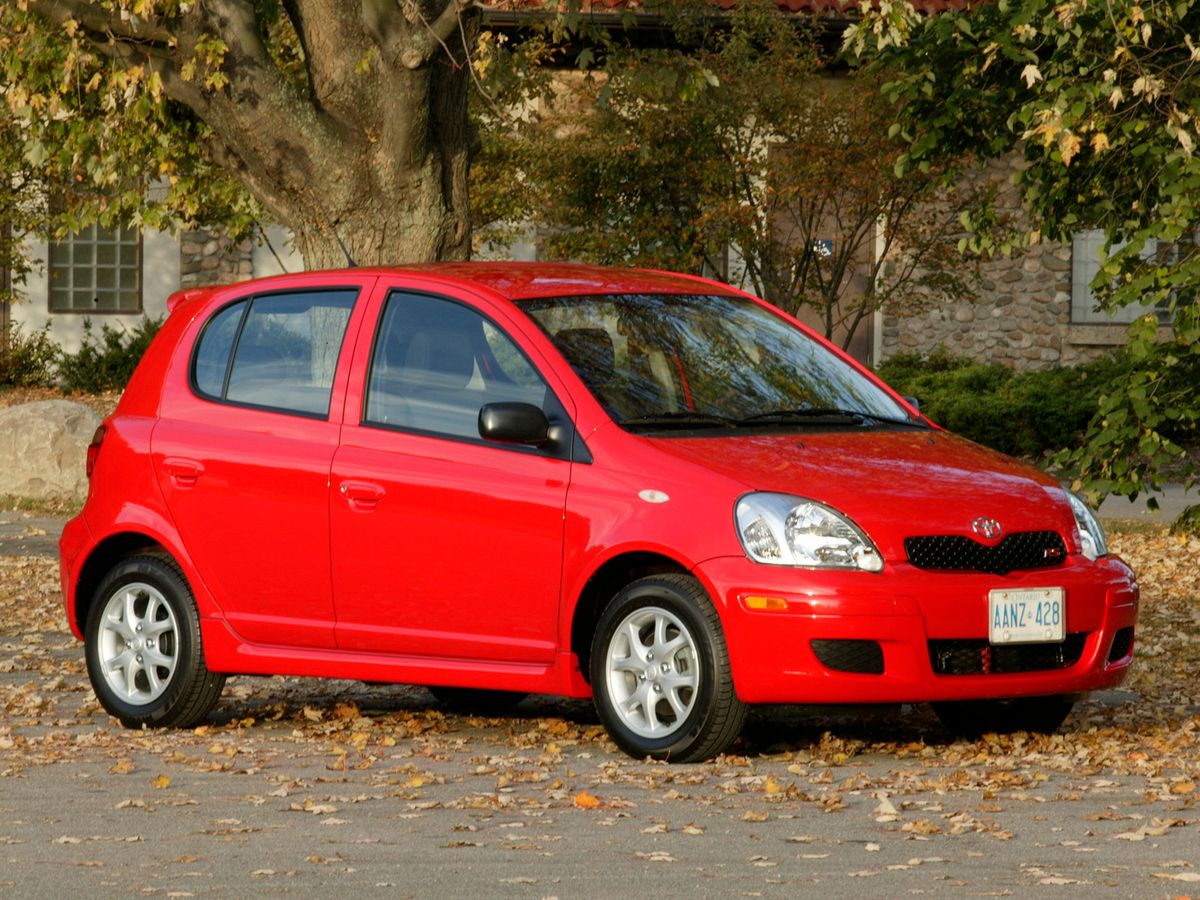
[1091,133,1110,154]
[332,702,359,720]
[763,776,783,795]
[573,791,601,809]
[1060,132,1082,165]
[742,810,769,822]
[151,775,171,790]
[108,759,134,775]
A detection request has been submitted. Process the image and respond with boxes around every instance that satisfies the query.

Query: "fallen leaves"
[1111,817,1188,841]
[573,790,601,809]
[0,531,1196,894]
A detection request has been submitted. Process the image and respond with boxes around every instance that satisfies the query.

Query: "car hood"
[648,429,1077,557]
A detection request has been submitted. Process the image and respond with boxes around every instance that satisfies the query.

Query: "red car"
[59,263,1138,761]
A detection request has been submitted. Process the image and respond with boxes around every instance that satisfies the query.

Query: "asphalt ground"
[1,511,1197,898]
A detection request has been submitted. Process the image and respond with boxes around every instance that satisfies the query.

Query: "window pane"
[46,220,142,314]
[193,301,247,397]
[521,293,907,426]
[365,292,548,438]
[225,290,358,416]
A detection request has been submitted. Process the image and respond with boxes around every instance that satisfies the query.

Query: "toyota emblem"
[972,516,1003,540]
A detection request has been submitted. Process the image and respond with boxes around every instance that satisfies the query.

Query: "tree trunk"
[26,1,481,272]
[259,17,479,270]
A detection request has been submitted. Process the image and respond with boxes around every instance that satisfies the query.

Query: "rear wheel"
[85,554,225,729]
[932,694,1077,738]
[590,574,746,762]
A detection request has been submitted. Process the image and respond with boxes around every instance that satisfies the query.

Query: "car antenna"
[334,230,357,269]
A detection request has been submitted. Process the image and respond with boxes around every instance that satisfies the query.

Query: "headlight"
[1066,492,1108,560]
[735,493,883,572]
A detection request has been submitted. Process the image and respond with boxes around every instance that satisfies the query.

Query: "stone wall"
[880,154,1123,370]
[179,228,253,289]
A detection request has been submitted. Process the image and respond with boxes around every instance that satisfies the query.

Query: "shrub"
[875,350,1132,459]
[57,317,162,393]
[0,322,59,388]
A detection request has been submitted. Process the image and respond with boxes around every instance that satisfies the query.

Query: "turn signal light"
[744,595,788,611]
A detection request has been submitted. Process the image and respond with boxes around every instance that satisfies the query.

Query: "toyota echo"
[59,263,1138,761]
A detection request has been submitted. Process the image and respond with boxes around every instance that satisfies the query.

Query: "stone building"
[879,154,1167,371]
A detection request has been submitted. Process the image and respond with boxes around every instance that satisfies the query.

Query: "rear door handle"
[164,457,204,487]
[339,480,385,510]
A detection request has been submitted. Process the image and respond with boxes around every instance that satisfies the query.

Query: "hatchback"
[59,263,1138,761]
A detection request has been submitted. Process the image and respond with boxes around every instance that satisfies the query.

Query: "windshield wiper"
[621,412,740,430]
[739,407,922,428]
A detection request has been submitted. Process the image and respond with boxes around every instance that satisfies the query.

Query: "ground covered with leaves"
[1,531,1197,895]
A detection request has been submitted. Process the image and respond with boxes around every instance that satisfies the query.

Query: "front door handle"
[339,480,385,510]
[164,457,204,487]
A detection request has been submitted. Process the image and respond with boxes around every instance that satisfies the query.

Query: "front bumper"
[694,554,1139,705]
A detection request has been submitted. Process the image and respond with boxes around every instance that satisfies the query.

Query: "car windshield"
[518,292,917,433]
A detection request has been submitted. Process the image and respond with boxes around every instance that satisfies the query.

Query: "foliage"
[1172,504,1200,536]
[474,1,985,349]
[847,0,1199,502]
[1062,311,1199,510]
[0,323,58,388]
[0,7,259,247]
[876,349,1134,459]
[57,317,161,393]
[3,1,481,269]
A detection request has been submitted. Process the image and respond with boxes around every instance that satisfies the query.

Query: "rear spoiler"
[165,287,218,315]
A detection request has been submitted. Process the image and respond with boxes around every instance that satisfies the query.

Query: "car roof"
[167,262,742,317]
[374,262,738,300]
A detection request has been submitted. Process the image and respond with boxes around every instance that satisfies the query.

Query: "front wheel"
[931,694,1077,738]
[590,574,746,762]
[85,554,225,728]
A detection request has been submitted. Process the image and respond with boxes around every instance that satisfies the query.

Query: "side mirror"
[478,402,550,446]
[903,395,921,412]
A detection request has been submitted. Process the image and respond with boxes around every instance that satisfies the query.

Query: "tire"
[931,694,1077,739]
[84,554,226,729]
[429,686,528,714]
[590,574,746,762]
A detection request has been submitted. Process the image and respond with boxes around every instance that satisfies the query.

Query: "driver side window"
[364,292,550,440]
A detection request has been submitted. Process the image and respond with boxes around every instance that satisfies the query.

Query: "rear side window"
[192,289,358,417]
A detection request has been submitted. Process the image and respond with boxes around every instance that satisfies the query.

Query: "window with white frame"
[1071,229,1178,325]
[48,222,142,314]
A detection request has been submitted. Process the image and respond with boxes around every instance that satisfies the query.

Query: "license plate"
[988,588,1065,644]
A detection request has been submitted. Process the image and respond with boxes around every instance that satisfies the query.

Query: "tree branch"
[396,0,470,70]
[27,0,172,44]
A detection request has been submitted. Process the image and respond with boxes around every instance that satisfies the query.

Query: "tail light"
[86,424,107,479]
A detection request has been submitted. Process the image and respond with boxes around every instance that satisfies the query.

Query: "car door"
[153,282,370,649]
[329,287,574,663]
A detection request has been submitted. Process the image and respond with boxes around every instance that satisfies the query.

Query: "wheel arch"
[568,550,692,684]
[73,531,186,638]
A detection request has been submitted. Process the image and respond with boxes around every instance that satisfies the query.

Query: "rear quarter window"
[191,289,358,418]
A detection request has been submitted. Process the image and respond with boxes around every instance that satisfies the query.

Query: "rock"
[0,401,101,499]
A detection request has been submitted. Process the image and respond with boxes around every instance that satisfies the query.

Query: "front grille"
[929,633,1087,675]
[905,531,1067,575]
[1108,627,1134,662]
[811,639,884,675]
